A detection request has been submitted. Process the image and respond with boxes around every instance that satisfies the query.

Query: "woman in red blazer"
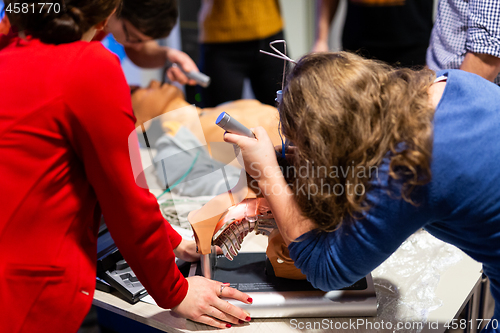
[0,1,252,332]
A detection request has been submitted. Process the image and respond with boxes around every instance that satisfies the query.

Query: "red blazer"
[0,35,188,332]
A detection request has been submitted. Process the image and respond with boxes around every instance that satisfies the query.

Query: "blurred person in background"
[426,0,500,84]
[313,0,434,68]
[101,0,200,85]
[198,0,285,107]
[0,0,199,85]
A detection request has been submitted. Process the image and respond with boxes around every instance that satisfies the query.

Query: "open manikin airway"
[212,198,276,261]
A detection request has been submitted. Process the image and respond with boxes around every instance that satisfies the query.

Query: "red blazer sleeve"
[62,42,187,309]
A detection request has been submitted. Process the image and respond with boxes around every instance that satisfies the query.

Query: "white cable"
[258,50,296,64]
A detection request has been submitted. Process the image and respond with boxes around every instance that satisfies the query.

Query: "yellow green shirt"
[199,0,283,43]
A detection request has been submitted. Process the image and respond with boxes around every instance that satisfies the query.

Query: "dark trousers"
[199,31,285,108]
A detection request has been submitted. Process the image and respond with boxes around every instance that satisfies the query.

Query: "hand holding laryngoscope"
[216,112,255,167]
[216,112,255,138]
[172,63,211,88]
[163,62,211,88]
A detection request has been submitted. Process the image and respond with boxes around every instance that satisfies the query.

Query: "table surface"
[96,148,483,332]
[93,232,483,333]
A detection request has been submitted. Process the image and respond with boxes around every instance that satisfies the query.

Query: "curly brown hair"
[279,52,436,232]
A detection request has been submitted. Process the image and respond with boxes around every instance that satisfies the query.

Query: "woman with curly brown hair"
[225,52,500,331]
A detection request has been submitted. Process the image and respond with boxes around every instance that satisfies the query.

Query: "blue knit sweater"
[289,70,500,329]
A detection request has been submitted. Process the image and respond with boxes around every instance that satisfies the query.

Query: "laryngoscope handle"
[163,62,211,88]
[215,112,255,138]
[183,70,211,88]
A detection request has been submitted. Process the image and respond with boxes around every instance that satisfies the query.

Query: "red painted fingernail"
[238,320,245,324]
[245,316,251,321]
[247,298,253,303]
[226,324,232,328]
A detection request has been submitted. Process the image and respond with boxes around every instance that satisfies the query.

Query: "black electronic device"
[96,225,192,304]
[96,227,148,304]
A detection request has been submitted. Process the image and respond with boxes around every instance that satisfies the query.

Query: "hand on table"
[165,48,199,86]
[173,239,200,262]
[173,239,223,262]
[172,276,252,328]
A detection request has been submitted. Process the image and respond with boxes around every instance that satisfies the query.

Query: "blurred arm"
[66,44,188,309]
[460,52,500,82]
[463,0,500,81]
[312,0,340,52]
[124,40,169,68]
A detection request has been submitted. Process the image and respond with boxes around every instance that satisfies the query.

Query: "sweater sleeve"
[63,43,187,309]
[288,158,433,291]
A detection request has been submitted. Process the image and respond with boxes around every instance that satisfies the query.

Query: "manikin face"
[105,14,153,50]
[131,81,185,127]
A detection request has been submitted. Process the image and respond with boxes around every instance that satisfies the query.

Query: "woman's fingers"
[251,126,269,139]
[223,126,267,146]
[167,48,199,73]
[220,284,253,305]
[223,132,255,150]
[167,66,188,85]
[195,314,234,329]
[195,285,251,328]
[211,297,251,325]
[205,304,241,325]
[173,276,251,328]
[166,64,197,86]
[223,131,239,144]
[211,283,252,323]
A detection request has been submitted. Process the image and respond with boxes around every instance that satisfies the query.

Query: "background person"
[0,0,199,85]
[198,0,285,107]
[101,0,199,85]
[0,0,251,331]
[313,0,434,68]
[426,0,500,84]
[224,52,500,332]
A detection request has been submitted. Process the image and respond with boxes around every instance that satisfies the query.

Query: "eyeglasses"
[122,21,146,44]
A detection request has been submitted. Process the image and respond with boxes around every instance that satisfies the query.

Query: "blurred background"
[0,0,437,104]
[116,0,324,103]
